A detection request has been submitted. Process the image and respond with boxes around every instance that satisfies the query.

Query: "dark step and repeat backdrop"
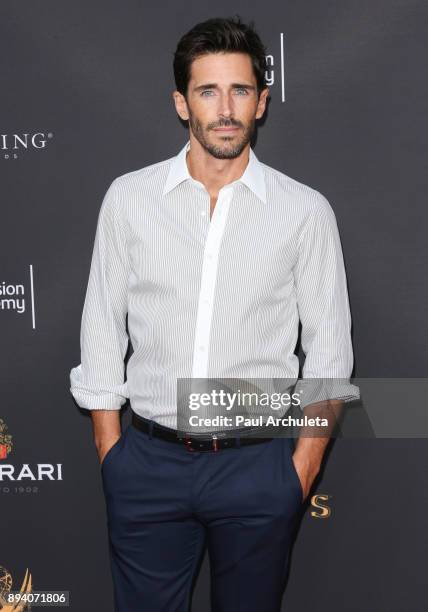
[1,1,427,610]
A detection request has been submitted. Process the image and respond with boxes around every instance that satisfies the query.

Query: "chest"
[125,193,299,301]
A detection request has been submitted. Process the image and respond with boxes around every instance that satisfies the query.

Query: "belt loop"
[235,432,241,449]
[148,421,154,440]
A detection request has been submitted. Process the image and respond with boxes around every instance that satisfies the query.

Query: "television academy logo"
[0,418,63,484]
[1,132,54,160]
[265,32,286,102]
[0,565,32,611]
[1,265,36,329]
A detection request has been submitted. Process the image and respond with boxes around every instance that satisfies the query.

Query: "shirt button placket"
[191,187,233,379]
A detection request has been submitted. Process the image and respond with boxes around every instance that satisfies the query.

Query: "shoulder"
[261,161,335,221]
[98,155,175,221]
[109,155,174,196]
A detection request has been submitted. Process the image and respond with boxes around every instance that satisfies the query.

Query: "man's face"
[174,52,269,159]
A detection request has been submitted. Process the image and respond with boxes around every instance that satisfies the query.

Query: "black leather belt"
[131,412,272,452]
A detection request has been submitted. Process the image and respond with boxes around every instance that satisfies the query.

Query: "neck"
[186,133,250,199]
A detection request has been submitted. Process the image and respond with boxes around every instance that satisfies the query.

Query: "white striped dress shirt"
[70,140,359,428]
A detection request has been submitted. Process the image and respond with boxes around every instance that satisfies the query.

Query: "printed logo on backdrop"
[1,266,36,329]
[0,565,68,608]
[0,419,63,494]
[310,494,332,518]
[0,565,32,611]
[1,132,53,160]
[265,32,286,102]
[0,419,13,460]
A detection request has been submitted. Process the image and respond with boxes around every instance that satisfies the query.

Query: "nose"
[218,91,234,119]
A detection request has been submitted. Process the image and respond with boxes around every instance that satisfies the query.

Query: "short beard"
[188,112,256,159]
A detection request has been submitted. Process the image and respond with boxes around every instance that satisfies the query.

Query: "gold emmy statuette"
[0,566,32,611]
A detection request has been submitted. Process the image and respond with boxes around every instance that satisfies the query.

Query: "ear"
[255,87,269,120]
[173,90,189,121]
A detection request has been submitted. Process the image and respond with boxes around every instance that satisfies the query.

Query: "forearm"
[294,399,344,468]
[91,410,122,453]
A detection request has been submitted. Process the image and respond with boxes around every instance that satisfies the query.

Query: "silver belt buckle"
[183,433,195,452]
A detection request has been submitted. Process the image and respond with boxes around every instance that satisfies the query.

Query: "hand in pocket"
[99,435,122,468]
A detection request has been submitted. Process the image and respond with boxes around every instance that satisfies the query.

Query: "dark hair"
[173,16,268,97]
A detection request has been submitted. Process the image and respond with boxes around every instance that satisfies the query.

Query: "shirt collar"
[162,140,267,204]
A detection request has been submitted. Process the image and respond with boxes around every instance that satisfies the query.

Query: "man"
[70,16,358,612]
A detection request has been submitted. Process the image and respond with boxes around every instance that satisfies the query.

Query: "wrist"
[293,450,321,475]
[95,432,121,452]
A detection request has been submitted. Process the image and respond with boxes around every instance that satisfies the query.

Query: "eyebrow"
[193,83,256,92]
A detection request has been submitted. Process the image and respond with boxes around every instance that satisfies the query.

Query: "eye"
[201,90,215,97]
[234,88,249,95]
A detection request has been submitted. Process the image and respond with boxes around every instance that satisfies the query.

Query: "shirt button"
[199,345,206,351]
[206,253,213,260]
[201,211,207,217]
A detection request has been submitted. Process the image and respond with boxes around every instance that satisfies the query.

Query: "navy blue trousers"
[101,417,303,612]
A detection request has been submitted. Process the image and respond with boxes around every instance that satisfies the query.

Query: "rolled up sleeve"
[293,193,360,409]
[70,179,130,410]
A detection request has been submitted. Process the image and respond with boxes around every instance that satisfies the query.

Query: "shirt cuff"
[69,365,128,410]
[294,378,360,410]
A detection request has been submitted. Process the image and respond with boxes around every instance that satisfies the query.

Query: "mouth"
[213,126,240,133]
